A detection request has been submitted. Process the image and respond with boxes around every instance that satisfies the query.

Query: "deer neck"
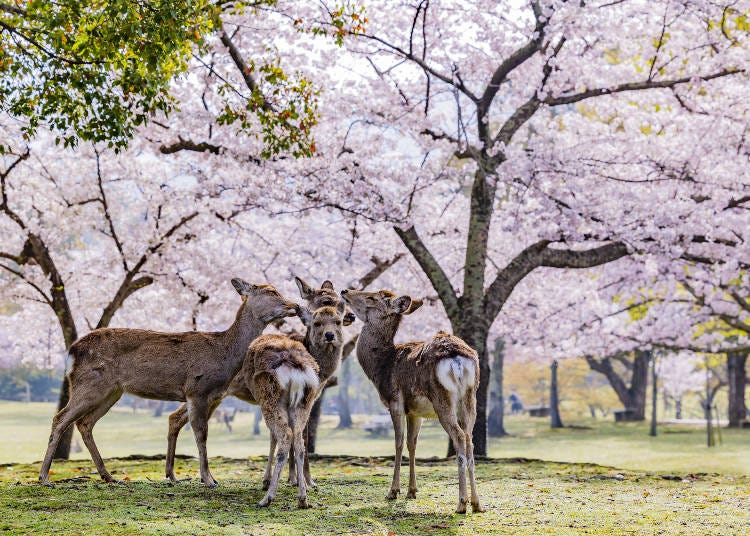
[305,332,343,382]
[222,300,266,370]
[355,317,400,387]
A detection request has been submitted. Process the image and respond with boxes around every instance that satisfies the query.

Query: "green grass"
[2,456,749,535]
[2,402,750,534]
[2,401,748,475]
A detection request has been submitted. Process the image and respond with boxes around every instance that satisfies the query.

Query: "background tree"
[303,0,749,454]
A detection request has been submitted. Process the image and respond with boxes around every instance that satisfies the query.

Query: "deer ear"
[321,280,334,290]
[295,276,313,298]
[231,278,254,295]
[390,295,412,314]
[295,304,312,326]
[404,298,423,315]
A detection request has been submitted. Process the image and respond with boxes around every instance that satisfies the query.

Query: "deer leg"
[287,441,297,486]
[302,422,315,488]
[75,388,123,483]
[387,404,405,500]
[405,414,422,499]
[262,434,276,490]
[165,403,189,482]
[437,407,469,514]
[186,397,217,488]
[40,384,107,486]
[290,405,310,508]
[258,406,292,507]
[461,395,483,513]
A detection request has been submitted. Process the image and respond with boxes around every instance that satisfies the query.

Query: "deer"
[340,288,483,514]
[39,279,297,488]
[265,299,346,490]
[243,334,320,508]
[163,277,351,483]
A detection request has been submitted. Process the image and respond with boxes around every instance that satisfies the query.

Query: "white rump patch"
[436,356,476,395]
[274,365,319,407]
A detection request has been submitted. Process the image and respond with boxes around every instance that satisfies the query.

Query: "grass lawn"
[1,401,749,534]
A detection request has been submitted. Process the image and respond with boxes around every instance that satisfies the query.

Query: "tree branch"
[545,68,744,107]
[394,225,458,319]
[159,137,224,155]
[0,262,53,308]
[357,254,404,289]
[94,150,128,272]
[484,240,629,320]
[218,22,271,110]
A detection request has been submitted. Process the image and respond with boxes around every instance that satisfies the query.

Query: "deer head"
[295,301,346,347]
[340,289,423,324]
[294,276,355,325]
[232,278,298,324]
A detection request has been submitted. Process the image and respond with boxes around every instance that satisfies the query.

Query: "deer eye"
[314,322,322,328]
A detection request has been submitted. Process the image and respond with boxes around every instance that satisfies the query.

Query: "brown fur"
[245,334,319,508]
[276,300,346,488]
[341,288,483,513]
[163,278,347,483]
[39,279,296,488]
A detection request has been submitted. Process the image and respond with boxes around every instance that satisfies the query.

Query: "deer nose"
[340,289,348,295]
[325,332,335,342]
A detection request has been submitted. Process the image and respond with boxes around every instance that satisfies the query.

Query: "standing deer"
[164,277,351,482]
[243,334,320,508]
[39,279,297,488]
[266,300,346,489]
[340,288,483,514]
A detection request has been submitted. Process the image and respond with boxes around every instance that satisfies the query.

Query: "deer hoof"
[455,500,468,514]
[406,490,417,499]
[305,478,316,489]
[257,496,272,508]
[39,479,54,488]
[386,489,399,500]
[471,502,485,513]
[298,498,310,509]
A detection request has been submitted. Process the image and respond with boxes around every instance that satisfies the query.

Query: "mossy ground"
[1,455,749,535]
[1,401,749,534]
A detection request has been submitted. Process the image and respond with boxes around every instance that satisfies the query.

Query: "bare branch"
[357,254,404,289]
[94,150,128,272]
[0,262,53,308]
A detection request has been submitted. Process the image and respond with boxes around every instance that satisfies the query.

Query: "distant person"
[508,392,523,415]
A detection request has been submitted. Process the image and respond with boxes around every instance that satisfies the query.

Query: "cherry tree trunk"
[487,339,507,437]
[549,360,564,428]
[448,319,490,457]
[253,406,262,435]
[337,358,353,429]
[727,351,748,428]
[649,359,658,437]
[306,393,324,453]
[52,377,73,460]
[586,350,651,421]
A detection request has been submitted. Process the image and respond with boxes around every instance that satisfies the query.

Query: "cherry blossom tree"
[133,0,750,453]
[658,353,704,420]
